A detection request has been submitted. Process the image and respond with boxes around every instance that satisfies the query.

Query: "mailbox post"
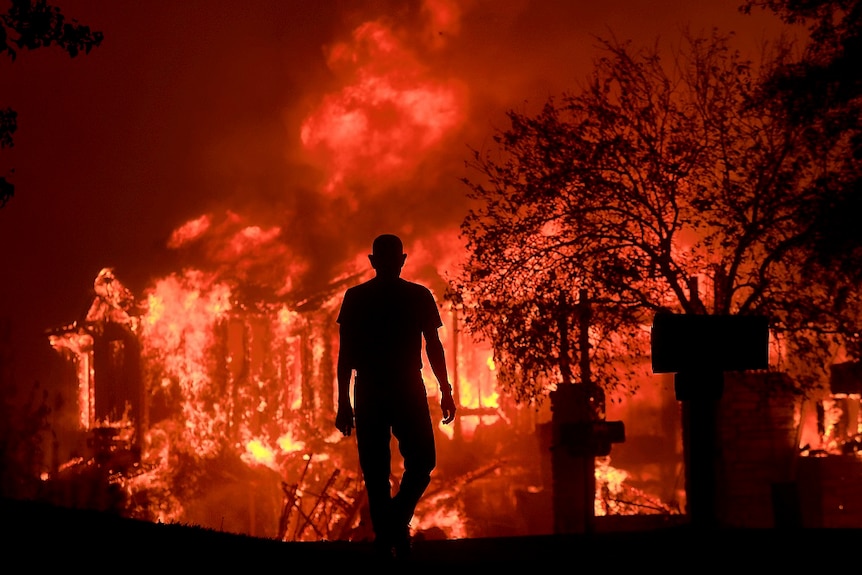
[651,312,769,528]
[549,383,625,534]
[547,290,625,534]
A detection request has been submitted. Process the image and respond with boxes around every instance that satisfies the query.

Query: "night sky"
[0,1,789,395]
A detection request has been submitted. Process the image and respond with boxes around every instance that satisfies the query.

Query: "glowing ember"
[277,432,306,454]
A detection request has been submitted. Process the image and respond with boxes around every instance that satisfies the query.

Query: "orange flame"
[167,214,211,249]
[227,225,282,257]
[49,331,94,429]
[141,270,232,458]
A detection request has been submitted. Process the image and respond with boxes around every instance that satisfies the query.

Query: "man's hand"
[440,388,456,425]
[335,402,354,436]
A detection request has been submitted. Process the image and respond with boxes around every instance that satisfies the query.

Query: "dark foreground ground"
[3,496,856,569]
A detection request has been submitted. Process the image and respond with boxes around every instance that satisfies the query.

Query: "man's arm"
[335,323,355,436]
[425,327,456,424]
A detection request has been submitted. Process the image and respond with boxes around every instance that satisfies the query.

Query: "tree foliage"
[0,0,103,207]
[452,31,860,405]
[742,0,862,281]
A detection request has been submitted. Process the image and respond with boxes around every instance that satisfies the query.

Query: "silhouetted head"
[369,234,406,279]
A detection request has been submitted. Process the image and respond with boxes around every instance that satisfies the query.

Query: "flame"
[414,489,467,540]
[459,359,500,410]
[141,269,232,458]
[244,439,276,467]
[596,458,629,517]
[821,398,843,451]
[277,432,306,454]
[47,216,686,539]
[49,331,94,428]
[167,214,211,249]
[595,456,680,516]
[228,225,282,257]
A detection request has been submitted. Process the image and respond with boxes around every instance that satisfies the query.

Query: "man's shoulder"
[398,279,439,302]
[350,277,429,290]
[400,277,431,290]
[345,278,379,295]
[343,278,435,303]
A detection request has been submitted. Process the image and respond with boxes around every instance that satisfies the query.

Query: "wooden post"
[451,306,462,442]
[549,289,600,534]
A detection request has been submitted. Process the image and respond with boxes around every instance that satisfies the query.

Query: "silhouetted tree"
[452,31,860,405]
[741,0,862,282]
[0,0,103,207]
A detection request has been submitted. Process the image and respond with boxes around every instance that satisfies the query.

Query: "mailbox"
[651,313,769,374]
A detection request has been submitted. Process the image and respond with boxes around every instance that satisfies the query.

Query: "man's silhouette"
[335,233,456,558]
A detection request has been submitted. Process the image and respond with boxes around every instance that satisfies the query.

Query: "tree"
[740,0,860,117]
[741,0,862,281]
[0,0,103,207]
[451,30,860,406]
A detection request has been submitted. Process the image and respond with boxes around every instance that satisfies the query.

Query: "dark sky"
[0,1,789,391]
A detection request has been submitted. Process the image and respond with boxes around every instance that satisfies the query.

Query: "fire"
[595,457,629,516]
[277,432,307,454]
[228,225,282,257]
[168,214,211,249]
[241,429,309,472]
[466,355,500,409]
[49,330,94,428]
[141,270,233,458]
[244,439,276,467]
[595,456,679,516]
[414,489,468,540]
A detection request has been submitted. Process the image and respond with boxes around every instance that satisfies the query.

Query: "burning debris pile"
[595,457,680,517]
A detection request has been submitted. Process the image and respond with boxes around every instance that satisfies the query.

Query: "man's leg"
[391,390,436,548]
[354,400,395,551]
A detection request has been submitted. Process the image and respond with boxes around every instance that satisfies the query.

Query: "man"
[335,233,457,558]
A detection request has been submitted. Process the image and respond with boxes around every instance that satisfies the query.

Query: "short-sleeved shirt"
[337,276,443,379]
